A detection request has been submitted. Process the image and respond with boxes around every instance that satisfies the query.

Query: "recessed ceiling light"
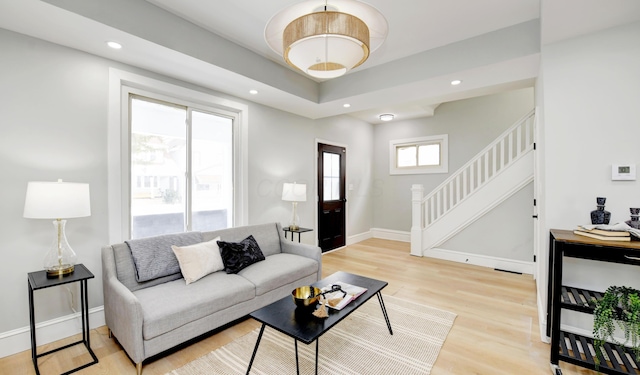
[107,41,122,49]
[379,113,395,122]
[343,104,351,108]
[249,89,258,95]
[451,79,462,86]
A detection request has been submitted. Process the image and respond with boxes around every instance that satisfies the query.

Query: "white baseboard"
[347,230,373,245]
[0,306,105,359]
[370,228,410,242]
[427,247,534,275]
[538,291,551,343]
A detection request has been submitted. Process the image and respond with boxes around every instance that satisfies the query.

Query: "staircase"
[411,110,536,256]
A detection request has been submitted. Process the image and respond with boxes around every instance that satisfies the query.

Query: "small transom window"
[390,135,448,175]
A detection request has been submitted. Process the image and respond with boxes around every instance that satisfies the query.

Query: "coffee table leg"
[293,339,318,375]
[246,324,265,375]
[377,292,393,335]
[294,340,299,375]
[315,339,319,375]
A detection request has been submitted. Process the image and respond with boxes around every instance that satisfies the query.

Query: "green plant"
[592,286,640,369]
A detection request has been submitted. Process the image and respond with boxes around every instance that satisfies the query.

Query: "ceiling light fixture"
[379,113,394,122]
[265,1,388,80]
[249,89,258,95]
[107,41,122,49]
[343,103,351,108]
[451,79,462,85]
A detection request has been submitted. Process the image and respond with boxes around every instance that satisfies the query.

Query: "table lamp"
[24,179,91,277]
[282,182,306,230]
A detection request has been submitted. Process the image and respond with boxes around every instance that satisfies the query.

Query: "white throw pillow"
[171,237,224,285]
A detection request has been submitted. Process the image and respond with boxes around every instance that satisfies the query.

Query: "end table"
[282,226,312,243]
[28,263,98,375]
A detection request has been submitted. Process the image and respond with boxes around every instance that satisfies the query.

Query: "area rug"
[168,295,456,375]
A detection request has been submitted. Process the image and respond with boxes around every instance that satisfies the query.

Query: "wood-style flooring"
[0,238,598,374]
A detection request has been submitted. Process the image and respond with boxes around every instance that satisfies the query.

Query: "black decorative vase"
[590,197,611,225]
[627,207,640,229]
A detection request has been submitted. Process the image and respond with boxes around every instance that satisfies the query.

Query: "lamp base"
[289,201,300,231]
[46,264,75,278]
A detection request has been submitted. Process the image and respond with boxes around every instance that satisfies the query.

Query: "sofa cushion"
[133,272,255,340]
[217,235,266,274]
[238,253,319,296]
[126,232,203,282]
[172,237,224,285]
[202,223,282,257]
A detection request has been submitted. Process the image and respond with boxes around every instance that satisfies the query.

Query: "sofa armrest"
[101,246,146,364]
[278,237,322,281]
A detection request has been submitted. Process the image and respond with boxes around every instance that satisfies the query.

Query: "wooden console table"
[547,229,640,374]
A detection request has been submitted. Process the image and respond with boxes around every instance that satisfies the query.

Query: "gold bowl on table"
[292,286,322,309]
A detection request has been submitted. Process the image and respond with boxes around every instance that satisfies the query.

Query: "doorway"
[317,143,346,252]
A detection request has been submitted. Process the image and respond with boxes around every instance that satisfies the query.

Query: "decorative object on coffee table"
[292,285,322,310]
[627,207,640,229]
[312,296,329,318]
[590,197,611,225]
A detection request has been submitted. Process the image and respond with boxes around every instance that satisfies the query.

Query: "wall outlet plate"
[612,164,636,180]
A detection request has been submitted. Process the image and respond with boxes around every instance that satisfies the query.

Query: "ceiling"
[1,0,639,124]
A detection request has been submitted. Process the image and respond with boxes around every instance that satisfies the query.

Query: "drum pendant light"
[265,1,388,79]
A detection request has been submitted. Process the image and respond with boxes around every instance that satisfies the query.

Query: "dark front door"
[318,143,346,252]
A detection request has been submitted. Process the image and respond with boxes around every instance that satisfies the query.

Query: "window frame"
[389,134,448,175]
[108,68,248,243]
[128,94,235,237]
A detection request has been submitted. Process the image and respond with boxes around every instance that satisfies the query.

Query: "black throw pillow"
[217,235,266,274]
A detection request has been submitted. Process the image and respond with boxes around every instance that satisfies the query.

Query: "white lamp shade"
[282,183,307,202]
[24,180,91,219]
[287,35,365,79]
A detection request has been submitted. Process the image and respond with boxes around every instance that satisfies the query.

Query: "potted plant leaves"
[592,286,640,369]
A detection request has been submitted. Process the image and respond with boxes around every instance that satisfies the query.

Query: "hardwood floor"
[1,238,598,374]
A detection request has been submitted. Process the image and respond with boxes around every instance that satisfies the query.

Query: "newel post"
[410,184,425,257]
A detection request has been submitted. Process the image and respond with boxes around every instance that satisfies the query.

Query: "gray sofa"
[101,222,321,375]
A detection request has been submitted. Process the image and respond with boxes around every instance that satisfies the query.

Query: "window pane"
[418,144,440,166]
[397,146,416,167]
[323,152,340,201]
[191,110,233,231]
[130,98,186,239]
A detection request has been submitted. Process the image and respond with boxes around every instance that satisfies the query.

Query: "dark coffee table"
[246,271,392,375]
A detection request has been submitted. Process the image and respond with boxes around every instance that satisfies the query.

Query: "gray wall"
[539,20,640,331]
[441,183,534,261]
[246,105,375,237]
[372,88,535,236]
[0,28,373,335]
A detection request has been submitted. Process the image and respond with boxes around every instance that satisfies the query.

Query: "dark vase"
[627,207,640,229]
[590,197,611,224]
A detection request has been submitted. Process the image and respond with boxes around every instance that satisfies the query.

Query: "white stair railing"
[411,109,535,256]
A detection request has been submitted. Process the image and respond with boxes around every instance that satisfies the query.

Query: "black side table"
[28,263,98,375]
[282,226,313,242]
